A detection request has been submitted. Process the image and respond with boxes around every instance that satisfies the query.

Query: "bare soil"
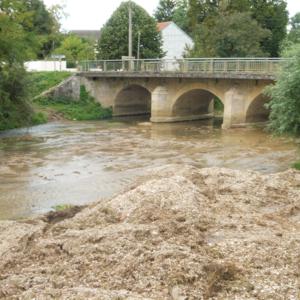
[0,165,300,299]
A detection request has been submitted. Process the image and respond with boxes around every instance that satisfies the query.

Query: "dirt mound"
[0,165,300,299]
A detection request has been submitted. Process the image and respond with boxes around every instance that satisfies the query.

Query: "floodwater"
[0,117,299,220]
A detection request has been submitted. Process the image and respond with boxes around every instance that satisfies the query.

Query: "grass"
[52,204,74,212]
[28,71,71,98]
[34,85,112,121]
[292,161,300,170]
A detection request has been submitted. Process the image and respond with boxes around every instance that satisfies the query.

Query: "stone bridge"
[66,58,280,128]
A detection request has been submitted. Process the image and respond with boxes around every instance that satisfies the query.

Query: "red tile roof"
[157,22,172,32]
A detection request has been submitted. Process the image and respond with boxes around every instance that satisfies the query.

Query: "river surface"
[0,118,299,220]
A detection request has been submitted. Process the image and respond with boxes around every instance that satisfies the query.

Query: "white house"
[157,21,194,59]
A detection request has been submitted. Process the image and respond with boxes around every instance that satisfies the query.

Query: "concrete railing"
[78,58,282,75]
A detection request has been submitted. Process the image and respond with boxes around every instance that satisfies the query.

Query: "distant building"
[157,21,194,59]
[69,30,101,42]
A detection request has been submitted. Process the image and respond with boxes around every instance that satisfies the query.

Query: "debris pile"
[0,165,299,299]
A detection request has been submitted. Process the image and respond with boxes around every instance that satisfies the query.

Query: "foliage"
[189,12,270,57]
[0,64,35,131]
[155,0,190,32]
[292,161,300,170]
[0,3,38,62]
[287,13,300,44]
[187,0,219,34]
[35,86,112,121]
[98,1,163,59]
[28,71,71,98]
[0,0,64,131]
[31,112,48,125]
[214,98,224,113]
[265,43,300,135]
[53,35,95,62]
[172,0,190,32]
[251,0,288,57]
[187,0,288,57]
[154,0,177,21]
[0,0,63,59]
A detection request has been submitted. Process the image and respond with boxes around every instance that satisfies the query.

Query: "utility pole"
[128,0,133,58]
[137,31,141,59]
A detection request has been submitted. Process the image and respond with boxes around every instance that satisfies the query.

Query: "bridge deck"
[78,71,275,80]
[77,58,280,80]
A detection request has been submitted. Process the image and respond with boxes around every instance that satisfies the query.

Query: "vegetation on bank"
[34,85,112,121]
[28,72,71,98]
[0,66,47,131]
[292,161,300,171]
[265,43,300,135]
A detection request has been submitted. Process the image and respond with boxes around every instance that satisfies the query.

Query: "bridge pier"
[150,86,170,122]
[222,87,247,129]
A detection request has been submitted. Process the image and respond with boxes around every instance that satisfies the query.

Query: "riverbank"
[30,72,112,122]
[1,165,299,299]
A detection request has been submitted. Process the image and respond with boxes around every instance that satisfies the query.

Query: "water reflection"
[0,118,298,220]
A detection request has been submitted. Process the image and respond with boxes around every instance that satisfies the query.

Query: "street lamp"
[128,0,133,58]
[137,31,141,59]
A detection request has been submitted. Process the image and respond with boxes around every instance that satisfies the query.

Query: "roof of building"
[157,22,172,32]
[69,30,101,41]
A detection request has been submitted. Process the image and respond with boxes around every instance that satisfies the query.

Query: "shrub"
[265,43,300,135]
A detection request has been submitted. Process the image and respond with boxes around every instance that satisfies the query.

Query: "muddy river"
[0,118,299,220]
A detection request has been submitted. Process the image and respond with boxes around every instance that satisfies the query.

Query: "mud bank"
[0,165,300,299]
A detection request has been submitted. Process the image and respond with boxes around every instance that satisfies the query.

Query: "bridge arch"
[113,84,151,117]
[245,93,270,123]
[171,84,224,122]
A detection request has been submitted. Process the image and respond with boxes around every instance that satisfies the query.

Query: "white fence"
[25,61,68,72]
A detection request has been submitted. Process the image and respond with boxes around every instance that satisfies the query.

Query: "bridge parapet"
[78,58,282,79]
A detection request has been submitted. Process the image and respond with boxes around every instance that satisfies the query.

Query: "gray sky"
[44,0,300,31]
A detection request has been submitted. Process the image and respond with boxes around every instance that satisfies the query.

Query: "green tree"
[0,0,63,59]
[154,0,177,21]
[265,43,300,135]
[172,0,190,32]
[287,13,300,44]
[98,1,163,59]
[154,0,190,32]
[186,0,288,57]
[54,35,95,62]
[251,0,289,57]
[187,0,218,33]
[0,0,52,130]
[189,12,270,57]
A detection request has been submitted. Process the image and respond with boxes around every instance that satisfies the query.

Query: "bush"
[0,64,34,130]
[31,112,48,125]
[265,43,300,135]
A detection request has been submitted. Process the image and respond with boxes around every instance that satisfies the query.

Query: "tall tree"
[154,0,177,21]
[154,0,190,32]
[187,0,219,33]
[189,12,270,57]
[98,1,163,59]
[186,0,288,57]
[287,13,300,44]
[0,0,37,130]
[0,0,63,59]
[251,0,289,57]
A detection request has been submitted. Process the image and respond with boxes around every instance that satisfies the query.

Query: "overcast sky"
[43,0,300,31]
